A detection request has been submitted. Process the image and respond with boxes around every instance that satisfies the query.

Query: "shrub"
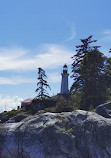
[56,98,74,112]
[44,106,56,113]
[6,109,19,118]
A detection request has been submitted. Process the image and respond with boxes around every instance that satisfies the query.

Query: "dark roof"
[63,64,67,67]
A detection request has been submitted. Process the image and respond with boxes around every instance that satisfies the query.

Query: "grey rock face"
[0,110,111,158]
[96,102,111,118]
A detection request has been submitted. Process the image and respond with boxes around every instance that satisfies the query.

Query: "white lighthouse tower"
[61,64,69,94]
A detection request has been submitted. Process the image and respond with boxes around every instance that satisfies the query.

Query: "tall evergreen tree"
[71,36,107,110]
[79,50,107,109]
[106,49,111,88]
[71,35,99,92]
[104,57,111,89]
[35,68,51,100]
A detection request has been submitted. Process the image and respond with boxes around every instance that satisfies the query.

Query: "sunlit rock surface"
[0,110,111,158]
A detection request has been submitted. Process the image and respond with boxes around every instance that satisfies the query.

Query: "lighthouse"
[61,64,69,94]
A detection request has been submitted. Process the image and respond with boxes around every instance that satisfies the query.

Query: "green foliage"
[44,94,79,113]
[70,91,81,110]
[56,97,74,112]
[71,35,98,92]
[44,106,56,113]
[59,128,66,132]
[67,128,73,133]
[89,105,96,112]
[80,50,107,109]
[0,107,27,123]
[58,128,73,133]
[0,109,19,123]
[35,68,51,100]
[105,57,111,88]
[6,109,19,118]
[71,35,108,110]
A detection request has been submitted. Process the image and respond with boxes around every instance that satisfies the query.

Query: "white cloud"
[0,95,23,112]
[0,77,35,85]
[0,73,61,85]
[99,29,111,43]
[103,30,111,36]
[36,44,73,69]
[0,44,73,71]
[48,72,61,83]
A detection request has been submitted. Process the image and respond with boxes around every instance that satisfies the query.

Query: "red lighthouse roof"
[63,64,67,67]
[21,98,33,103]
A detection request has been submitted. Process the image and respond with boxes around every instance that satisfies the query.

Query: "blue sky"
[0,0,111,112]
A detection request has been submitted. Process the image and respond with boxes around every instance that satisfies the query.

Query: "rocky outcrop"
[0,112,28,123]
[6,113,28,123]
[96,102,111,118]
[0,110,111,158]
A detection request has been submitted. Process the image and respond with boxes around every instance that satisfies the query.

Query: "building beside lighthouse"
[61,64,69,94]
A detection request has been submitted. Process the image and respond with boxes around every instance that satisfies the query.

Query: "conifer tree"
[71,35,107,110]
[79,50,107,109]
[71,35,99,92]
[35,68,51,100]
[105,57,111,88]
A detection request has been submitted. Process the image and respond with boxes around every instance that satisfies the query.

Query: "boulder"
[0,110,111,158]
[96,102,111,118]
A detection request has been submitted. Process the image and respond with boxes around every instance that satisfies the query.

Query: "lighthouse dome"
[63,64,68,71]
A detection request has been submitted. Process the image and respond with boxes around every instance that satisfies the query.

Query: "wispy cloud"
[65,23,76,41]
[62,18,76,42]
[0,77,35,85]
[0,44,73,71]
[103,30,111,36]
[48,72,61,83]
[99,29,111,43]
[0,95,23,112]
[97,29,111,56]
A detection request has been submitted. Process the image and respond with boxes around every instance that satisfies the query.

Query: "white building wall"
[61,73,69,94]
